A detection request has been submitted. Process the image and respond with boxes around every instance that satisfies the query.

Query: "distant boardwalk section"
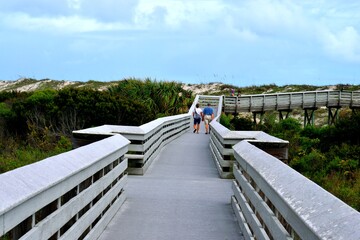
[224,90,360,112]
[224,90,360,126]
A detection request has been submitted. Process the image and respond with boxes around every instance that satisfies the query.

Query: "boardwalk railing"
[224,90,360,113]
[209,121,289,178]
[197,95,222,110]
[0,135,129,240]
[231,140,360,240]
[72,97,200,175]
[208,95,289,178]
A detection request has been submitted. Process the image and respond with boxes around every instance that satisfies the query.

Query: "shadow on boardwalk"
[99,128,243,240]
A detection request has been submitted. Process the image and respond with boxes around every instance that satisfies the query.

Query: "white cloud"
[222,16,260,41]
[220,0,360,62]
[1,12,137,33]
[224,0,311,39]
[1,0,360,63]
[245,0,303,29]
[134,0,225,30]
[77,0,139,23]
[0,0,72,16]
[320,26,360,62]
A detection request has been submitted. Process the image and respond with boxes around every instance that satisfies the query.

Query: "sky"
[0,0,360,87]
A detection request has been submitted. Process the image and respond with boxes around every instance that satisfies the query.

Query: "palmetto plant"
[108,78,192,118]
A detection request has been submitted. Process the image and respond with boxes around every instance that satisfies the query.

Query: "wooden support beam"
[327,107,340,125]
[252,111,265,129]
[304,108,317,127]
[235,96,238,115]
[279,110,292,121]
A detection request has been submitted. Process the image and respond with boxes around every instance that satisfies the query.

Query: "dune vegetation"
[0,79,192,173]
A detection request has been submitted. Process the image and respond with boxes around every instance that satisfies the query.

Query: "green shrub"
[259,114,360,210]
[231,116,253,130]
[0,135,72,173]
[220,113,234,130]
[290,149,326,176]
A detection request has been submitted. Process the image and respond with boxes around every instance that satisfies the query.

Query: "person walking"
[203,103,214,134]
[193,103,203,134]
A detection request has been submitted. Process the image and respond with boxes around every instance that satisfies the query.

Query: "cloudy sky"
[1,0,360,86]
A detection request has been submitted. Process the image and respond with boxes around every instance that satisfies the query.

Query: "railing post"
[327,90,330,106]
[339,90,342,106]
[263,94,265,111]
[222,95,225,113]
[250,96,253,112]
[235,96,238,115]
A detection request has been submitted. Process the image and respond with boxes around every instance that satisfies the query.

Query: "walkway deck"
[98,127,243,240]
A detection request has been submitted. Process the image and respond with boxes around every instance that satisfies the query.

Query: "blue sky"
[1,0,360,87]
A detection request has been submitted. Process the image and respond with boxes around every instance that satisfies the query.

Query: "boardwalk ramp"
[98,128,243,240]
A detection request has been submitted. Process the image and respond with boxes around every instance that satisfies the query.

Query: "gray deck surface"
[98,127,243,240]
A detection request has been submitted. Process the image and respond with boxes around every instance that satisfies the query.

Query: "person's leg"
[196,123,200,133]
[194,118,200,133]
[204,117,209,133]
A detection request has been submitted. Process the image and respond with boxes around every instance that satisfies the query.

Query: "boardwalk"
[2,94,360,239]
[98,128,243,240]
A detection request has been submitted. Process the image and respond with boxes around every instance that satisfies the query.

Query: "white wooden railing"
[231,140,360,240]
[72,105,196,175]
[197,95,222,111]
[0,135,129,240]
[224,90,360,113]
[208,97,289,178]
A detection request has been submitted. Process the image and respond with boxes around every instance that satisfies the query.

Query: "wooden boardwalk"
[224,90,360,113]
[98,128,243,240]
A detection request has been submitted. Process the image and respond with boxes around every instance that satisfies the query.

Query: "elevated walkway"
[98,128,243,240]
[1,93,360,240]
[223,90,360,126]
